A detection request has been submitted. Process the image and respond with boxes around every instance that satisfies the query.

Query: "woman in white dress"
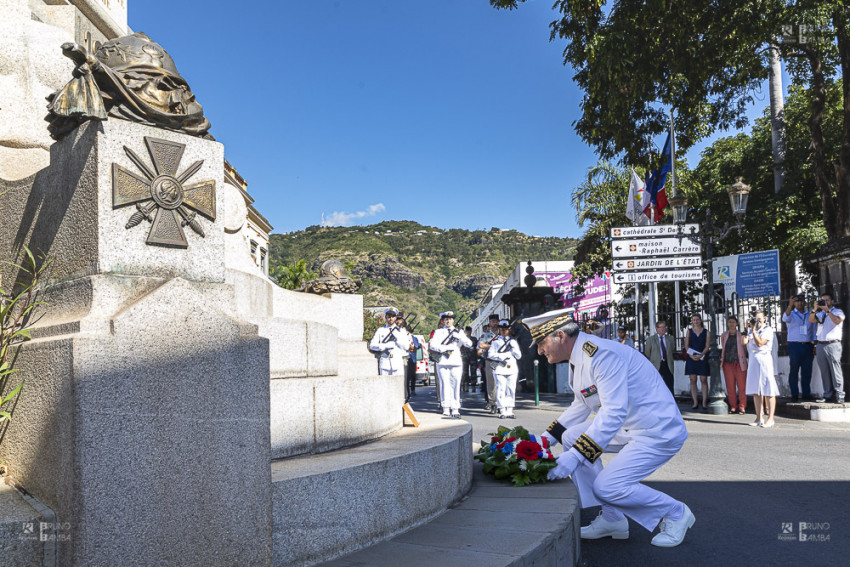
[742,310,779,428]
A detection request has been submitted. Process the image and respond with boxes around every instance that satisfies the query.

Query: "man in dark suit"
[645,320,675,394]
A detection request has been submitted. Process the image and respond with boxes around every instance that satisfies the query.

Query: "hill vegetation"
[269,220,578,332]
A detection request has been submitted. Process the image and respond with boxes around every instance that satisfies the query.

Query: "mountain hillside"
[269,220,578,332]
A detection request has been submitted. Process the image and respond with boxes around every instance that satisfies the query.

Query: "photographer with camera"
[781,294,816,400]
[742,310,779,427]
[808,293,845,404]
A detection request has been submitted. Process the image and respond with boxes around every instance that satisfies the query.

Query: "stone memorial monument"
[0,3,473,566]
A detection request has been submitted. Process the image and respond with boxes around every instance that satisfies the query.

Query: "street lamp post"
[669,178,750,415]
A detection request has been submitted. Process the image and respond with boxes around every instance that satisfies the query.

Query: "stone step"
[318,464,581,567]
[781,400,850,422]
[338,340,382,377]
[269,371,404,459]
[271,415,473,567]
[0,481,46,567]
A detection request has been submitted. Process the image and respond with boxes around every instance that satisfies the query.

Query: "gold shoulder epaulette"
[582,342,598,357]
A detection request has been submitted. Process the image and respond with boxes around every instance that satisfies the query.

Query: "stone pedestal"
[0,121,273,566]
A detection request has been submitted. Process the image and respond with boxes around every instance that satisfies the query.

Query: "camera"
[795,294,805,302]
[817,299,826,307]
[748,317,758,327]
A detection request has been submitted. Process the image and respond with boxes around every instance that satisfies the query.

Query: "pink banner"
[541,272,613,316]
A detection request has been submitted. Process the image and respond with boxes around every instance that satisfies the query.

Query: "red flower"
[491,436,500,443]
[516,440,542,461]
[505,436,518,443]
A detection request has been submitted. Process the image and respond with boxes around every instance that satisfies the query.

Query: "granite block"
[272,416,472,566]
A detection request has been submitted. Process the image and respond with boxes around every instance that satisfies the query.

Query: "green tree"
[270,259,317,290]
[491,0,850,241]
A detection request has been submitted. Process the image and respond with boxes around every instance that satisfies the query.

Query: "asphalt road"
[407,384,850,567]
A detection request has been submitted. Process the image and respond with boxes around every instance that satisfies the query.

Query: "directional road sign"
[612,269,703,284]
[611,237,702,258]
[610,224,700,239]
[612,256,703,271]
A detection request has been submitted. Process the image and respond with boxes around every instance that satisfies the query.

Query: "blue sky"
[132,0,778,239]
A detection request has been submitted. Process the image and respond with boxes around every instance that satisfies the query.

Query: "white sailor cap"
[498,319,510,328]
[440,311,455,319]
[521,307,575,345]
[384,307,399,316]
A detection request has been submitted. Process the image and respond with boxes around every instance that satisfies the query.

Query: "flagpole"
[670,109,682,354]
[648,162,657,334]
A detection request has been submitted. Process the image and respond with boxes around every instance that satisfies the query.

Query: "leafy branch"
[1,248,51,431]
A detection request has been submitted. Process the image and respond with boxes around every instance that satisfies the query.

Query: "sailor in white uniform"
[429,311,473,418]
[369,307,411,375]
[522,308,695,548]
[488,319,523,419]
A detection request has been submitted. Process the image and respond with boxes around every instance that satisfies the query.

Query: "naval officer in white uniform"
[429,311,473,418]
[369,307,411,375]
[488,319,523,419]
[522,308,695,548]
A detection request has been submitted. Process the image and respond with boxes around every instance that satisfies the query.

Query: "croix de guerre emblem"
[112,137,216,248]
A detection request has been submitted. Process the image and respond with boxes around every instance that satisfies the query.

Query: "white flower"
[519,460,528,471]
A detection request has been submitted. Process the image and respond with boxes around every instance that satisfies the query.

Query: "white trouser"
[378,353,405,375]
[494,371,518,412]
[563,423,684,531]
[437,364,462,410]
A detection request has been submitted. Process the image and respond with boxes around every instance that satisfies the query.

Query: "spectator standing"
[743,311,779,427]
[720,316,748,415]
[684,315,711,411]
[400,317,419,401]
[461,326,478,392]
[782,295,816,400]
[478,314,501,413]
[616,327,635,348]
[476,324,490,392]
[810,293,845,404]
[645,321,675,395]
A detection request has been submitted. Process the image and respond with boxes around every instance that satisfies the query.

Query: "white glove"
[540,431,558,447]
[547,450,583,481]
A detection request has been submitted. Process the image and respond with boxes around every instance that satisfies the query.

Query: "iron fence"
[575,288,843,357]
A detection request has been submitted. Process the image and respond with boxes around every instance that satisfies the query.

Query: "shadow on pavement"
[579,481,848,567]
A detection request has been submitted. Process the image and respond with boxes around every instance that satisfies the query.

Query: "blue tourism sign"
[713,249,781,300]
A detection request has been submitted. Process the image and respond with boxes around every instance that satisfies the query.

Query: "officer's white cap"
[384,307,398,316]
[498,319,510,328]
[440,311,455,319]
[521,308,575,345]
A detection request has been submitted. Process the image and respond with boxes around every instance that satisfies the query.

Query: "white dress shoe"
[580,511,629,540]
[651,504,695,547]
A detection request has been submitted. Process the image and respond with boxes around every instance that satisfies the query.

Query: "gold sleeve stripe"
[572,433,603,463]
[546,420,566,443]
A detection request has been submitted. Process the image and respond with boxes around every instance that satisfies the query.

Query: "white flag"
[627,168,650,226]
